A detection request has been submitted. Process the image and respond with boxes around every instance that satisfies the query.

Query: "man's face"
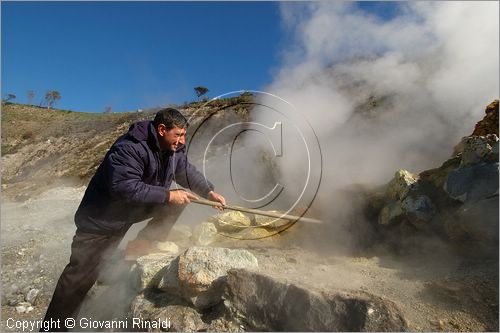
[158,125,186,152]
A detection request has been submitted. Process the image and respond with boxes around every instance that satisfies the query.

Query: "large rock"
[158,247,259,309]
[460,135,498,166]
[386,169,418,201]
[374,101,499,255]
[131,292,205,332]
[472,99,499,136]
[208,211,252,232]
[131,291,244,332]
[223,269,408,331]
[454,100,499,155]
[444,163,499,203]
[419,155,462,190]
[378,193,434,230]
[401,194,435,229]
[492,140,499,155]
[444,196,499,245]
[132,253,177,291]
[378,202,404,226]
[192,222,218,246]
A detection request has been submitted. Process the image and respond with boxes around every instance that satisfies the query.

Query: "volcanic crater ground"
[1,185,497,332]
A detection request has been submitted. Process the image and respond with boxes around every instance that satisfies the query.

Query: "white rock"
[208,211,251,232]
[133,253,177,291]
[192,222,218,246]
[386,169,418,201]
[15,302,31,313]
[158,247,259,309]
[15,306,27,313]
[155,241,179,254]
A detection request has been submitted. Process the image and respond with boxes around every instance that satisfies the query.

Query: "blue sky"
[2,1,398,113]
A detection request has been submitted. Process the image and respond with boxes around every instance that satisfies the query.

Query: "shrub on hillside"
[21,131,34,140]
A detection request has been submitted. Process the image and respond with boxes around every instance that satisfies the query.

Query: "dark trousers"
[41,231,122,332]
[41,205,185,332]
[134,204,185,242]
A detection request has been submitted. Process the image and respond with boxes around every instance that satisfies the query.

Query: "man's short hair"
[153,108,188,130]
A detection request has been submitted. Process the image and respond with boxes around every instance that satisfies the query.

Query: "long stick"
[191,198,323,224]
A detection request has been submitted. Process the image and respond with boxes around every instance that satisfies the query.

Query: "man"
[42,108,225,331]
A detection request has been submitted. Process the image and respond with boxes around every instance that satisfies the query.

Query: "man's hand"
[168,189,198,205]
[207,191,226,211]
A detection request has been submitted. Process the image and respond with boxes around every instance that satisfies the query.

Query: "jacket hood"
[127,121,160,151]
[127,121,151,141]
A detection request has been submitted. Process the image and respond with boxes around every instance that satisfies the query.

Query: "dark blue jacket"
[75,120,214,234]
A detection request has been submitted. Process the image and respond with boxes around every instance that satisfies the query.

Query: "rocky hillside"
[1,96,252,200]
[2,104,147,197]
[365,100,499,258]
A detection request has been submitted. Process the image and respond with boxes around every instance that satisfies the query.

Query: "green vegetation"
[3,93,16,103]
[194,86,209,100]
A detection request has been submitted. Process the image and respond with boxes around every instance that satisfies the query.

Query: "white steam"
[229,2,499,253]
[256,1,498,197]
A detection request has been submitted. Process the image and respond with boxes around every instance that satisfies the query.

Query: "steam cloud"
[239,2,498,251]
[272,1,498,181]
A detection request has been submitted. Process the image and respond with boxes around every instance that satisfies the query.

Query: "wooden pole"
[191,198,323,224]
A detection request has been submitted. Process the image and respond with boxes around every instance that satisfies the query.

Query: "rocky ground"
[1,100,498,331]
[1,187,79,331]
[0,184,498,332]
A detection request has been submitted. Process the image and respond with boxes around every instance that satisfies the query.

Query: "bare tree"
[194,86,209,101]
[104,106,112,113]
[27,90,35,105]
[44,90,61,109]
[3,94,16,103]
